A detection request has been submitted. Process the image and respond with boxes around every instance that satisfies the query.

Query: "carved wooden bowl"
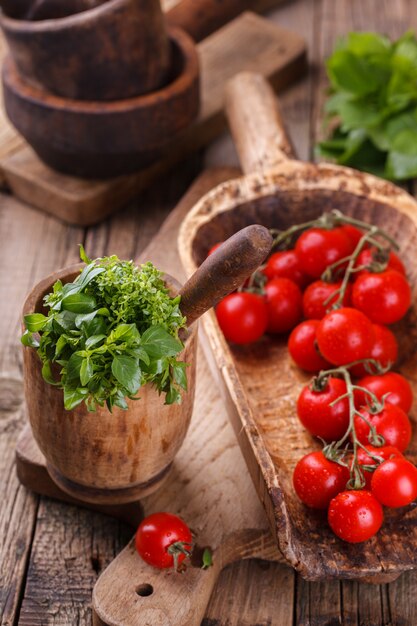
[179,72,417,582]
[2,26,199,178]
[0,0,171,100]
[22,264,197,505]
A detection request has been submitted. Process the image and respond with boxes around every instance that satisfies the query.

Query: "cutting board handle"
[225,71,296,175]
[167,1,261,43]
[179,224,273,326]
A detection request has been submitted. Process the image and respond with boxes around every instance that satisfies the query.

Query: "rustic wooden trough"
[179,72,417,582]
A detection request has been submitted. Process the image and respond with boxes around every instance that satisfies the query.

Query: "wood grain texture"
[0,12,306,223]
[179,72,417,581]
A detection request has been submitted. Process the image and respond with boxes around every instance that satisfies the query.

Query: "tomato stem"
[167,540,193,573]
[315,364,387,489]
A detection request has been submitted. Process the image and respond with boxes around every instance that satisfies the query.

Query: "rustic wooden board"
[0,12,306,226]
[13,167,294,626]
[179,71,417,583]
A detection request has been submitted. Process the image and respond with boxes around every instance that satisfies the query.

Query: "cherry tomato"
[355,445,403,489]
[297,377,350,441]
[371,458,417,508]
[354,247,405,277]
[355,372,413,414]
[288,320,331,372]
[349,324,398,377]
[316,307,374,366]
[264,278,303,334]
[295,227,352,279]
[293,452,350,509]
[302,280,352,320]
[352,270,411,325]
[354,403,412,452]
[207,242,222,256]
[328,490,383,543]
[340,224,365,250]
[216,292,268,344]
[263,249,310,288]
[135,512,192,569]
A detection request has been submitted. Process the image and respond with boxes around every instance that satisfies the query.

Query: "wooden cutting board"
[0,12,306,226]
[16,168,289,626]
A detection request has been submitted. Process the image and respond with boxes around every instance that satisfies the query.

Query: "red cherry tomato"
[352,270,411,325]
[293,452,350,509]
[316,307,374,366]
[340,224,365,250]
[216,292,268,345]
[355,445,403,489]
[288,320,331,372]
[354,247,405,277]
[207,242,222,256]
[263,249,310,288]
[328,490,383,543]
[297,377,350,441]
[371,458,417,508]
[355,372,413,414]
[295,227,352,279]
[264,278,303,334]
[349,324,398,377]
[354,403,412,452]
[302,280,352,320]
[135,512,192,569]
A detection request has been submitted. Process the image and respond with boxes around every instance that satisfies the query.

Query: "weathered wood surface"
[2,1,417,625]
[0,10,306,223]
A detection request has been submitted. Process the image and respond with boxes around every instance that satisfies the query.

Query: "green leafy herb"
[317,31,417,180]
[22,248,188,412]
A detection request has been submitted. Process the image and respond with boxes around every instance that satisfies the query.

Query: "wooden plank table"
[1,0,417,624]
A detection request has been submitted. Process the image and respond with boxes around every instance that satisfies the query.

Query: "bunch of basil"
[318,31,417,181]
[22,248,188,411]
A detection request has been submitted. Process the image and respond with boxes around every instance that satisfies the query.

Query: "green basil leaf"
[165,385,181,405]
[62,293,97,314]
[41,361,58,385]
[111,355,141,395]
[141,326,182,359]
[55,335,67,357]
[54,310,78,331]
[172,362,188,391]
[79,244,91,264]
[109,323,140,344]
[21,330,40,348]
[66,352,84,382]
[64,387,88,410]
[80,358,93,386]
[24,313,48,332]
[85,334,106,348]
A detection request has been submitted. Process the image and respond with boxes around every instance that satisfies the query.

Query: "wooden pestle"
[179,224,273,327]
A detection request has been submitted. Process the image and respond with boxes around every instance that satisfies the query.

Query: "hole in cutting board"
[136,584,154,597]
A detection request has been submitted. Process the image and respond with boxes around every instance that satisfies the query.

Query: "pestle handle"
[225,71,296,175]
[179,225,273,327]
[166,0,270,43]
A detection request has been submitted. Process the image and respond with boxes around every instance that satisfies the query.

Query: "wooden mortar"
[0,0,171,100]
[22,226,272,505]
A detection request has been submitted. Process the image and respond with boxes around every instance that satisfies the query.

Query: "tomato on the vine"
[264,277,303,334]
[352,269,411,325]
[293,451,349,509]
[316,307,374,366]
[297,377,350,441]
[355,372,413,414]
[355,445,403,489]
[354,403,412,452]
[288,320,330,372]
[349,324,398,377]
[263,250,310,288]
[328,490,383,543]
[216,292,268,344]
[135,512,192,570]
[354,247,405,277]
[371,458,417,508]
[295,227,352,279]
[302,280,352,320]
[340,224,365,250]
